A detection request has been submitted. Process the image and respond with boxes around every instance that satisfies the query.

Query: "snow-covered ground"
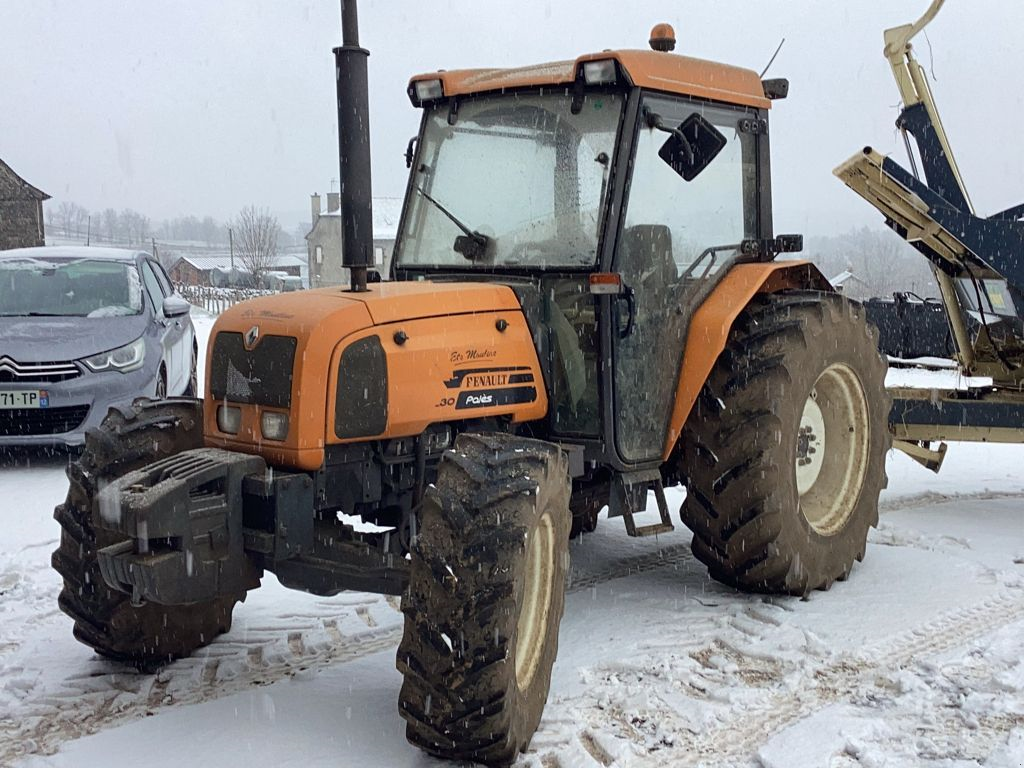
[1,317,1022,767]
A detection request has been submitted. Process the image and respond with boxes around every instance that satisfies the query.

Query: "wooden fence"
[176,285,275,315]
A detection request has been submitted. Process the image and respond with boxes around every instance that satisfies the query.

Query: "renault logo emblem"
[244,325,260,349]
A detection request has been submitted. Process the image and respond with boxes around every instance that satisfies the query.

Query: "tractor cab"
[394,33,787,468]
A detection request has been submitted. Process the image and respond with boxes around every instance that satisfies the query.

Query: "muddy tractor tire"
[397,433,571,766]
[679,291,889,596]
[52,398,244,667]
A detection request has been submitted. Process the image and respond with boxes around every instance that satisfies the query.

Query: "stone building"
[0,158,49,250]
[306,192,401,288]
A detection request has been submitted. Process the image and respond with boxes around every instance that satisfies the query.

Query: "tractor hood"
[204,281,545,470]
[214,281,523,334]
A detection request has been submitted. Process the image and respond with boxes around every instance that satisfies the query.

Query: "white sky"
[1,0,1021,234]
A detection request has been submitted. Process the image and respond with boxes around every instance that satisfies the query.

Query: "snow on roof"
[176,253,307,272]
[0,245,143,262]
[829,270,867,288]
[319,197,403,239]
[0,157,50,201]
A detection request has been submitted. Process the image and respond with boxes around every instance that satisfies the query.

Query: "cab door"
[612,95,761,464]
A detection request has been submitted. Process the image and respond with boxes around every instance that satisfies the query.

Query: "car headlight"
[83,338,146,373]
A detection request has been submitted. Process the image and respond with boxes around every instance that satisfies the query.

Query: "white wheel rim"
[515,512,555,691]
[796,363,871,536]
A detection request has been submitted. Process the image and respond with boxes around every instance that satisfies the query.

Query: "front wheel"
[679,291,889,595]
[52,399,246,667]
[397,433,571,766]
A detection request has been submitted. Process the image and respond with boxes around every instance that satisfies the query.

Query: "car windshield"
[396,90,624,270]
[0,257,144,317]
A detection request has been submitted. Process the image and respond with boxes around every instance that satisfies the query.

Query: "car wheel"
[155,367,167,399]
[184,346,198,397]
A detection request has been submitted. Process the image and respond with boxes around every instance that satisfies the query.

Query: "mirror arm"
[644,109,695,165]
[404,136,418,169]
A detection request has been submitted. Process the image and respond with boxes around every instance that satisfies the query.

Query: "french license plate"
[0,390,49,409]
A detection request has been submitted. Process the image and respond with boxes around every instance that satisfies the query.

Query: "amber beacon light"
[649,22,676,52]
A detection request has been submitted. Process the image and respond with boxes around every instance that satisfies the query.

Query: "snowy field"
[1,313,1022,767]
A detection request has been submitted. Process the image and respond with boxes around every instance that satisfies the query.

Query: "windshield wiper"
[0,312,68,317]
[413,185,491,260]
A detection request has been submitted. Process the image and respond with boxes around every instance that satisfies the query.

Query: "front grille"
[0,356,81,383]
[210,332,296,408]
[0,405,90,436]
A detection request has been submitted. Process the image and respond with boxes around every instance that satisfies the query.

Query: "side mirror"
[654,112,728,182]
[163,295,191,318]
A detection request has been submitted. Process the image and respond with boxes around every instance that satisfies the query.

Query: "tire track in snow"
[0,597,404,765]
[655,589,1024,767]
[0,540,693,763]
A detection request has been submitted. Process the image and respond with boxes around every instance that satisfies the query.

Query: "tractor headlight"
[261,411,289,441]
[217,405,241,435]
[82,338,146,373]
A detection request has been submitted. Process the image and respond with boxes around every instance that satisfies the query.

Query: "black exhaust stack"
[335,0,373,293]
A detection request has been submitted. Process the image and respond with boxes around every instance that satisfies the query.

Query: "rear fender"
[662,261,831,461]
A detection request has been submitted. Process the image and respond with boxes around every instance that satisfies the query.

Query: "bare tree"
[806,226,938,300]
[232,205,279,286]
[102,208,118,243]
[72,205,89,238]
[57,201,76,236]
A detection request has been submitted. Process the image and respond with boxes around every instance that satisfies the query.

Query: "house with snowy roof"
[306,193,401,288]
[169,252,308,288]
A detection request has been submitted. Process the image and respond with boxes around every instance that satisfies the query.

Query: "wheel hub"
[795,393,826,494]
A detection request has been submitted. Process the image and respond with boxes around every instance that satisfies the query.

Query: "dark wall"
[0,199,45,250]
[0,163,46,250]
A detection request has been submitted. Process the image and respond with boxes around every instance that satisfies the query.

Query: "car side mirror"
[652,111,728,182]
[163,295,191,318]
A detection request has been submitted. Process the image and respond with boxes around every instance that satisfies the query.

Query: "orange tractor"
[53,8,888,765]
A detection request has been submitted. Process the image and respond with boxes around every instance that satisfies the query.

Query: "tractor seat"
[622,224,678,290]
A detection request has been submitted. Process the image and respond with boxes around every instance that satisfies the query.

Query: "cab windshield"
[397,91,624,270]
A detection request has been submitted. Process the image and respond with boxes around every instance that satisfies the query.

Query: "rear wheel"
[679,291,889,595]
[397,433,571,766]
[52,399,244,667]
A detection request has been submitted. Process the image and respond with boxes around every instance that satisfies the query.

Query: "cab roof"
[409,49,771,110]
